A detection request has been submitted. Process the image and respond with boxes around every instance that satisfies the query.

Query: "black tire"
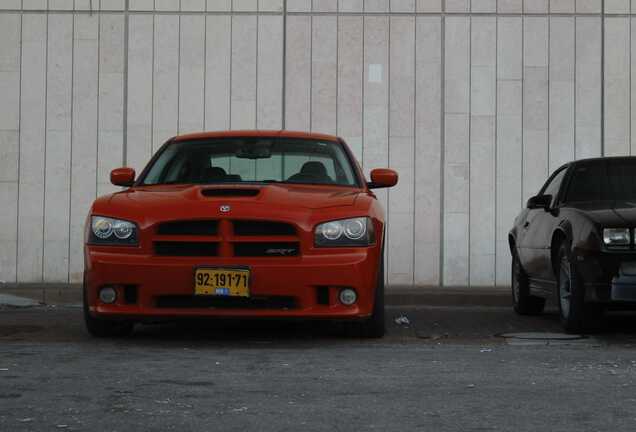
[511,252,545,315]
[83,281,134,338]
[557,242,601,333]
[350,255,385,339]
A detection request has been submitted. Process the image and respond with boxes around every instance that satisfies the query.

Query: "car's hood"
[106,184,362,215]
[568,201,636,226]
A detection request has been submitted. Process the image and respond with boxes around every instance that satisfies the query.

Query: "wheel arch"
[550,222,572,276]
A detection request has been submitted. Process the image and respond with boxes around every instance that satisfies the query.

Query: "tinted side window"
[541,168,567,206]
[565,163,606,202]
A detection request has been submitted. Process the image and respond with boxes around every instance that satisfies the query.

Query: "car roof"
[172,130,340,143]
[570,156,636,165]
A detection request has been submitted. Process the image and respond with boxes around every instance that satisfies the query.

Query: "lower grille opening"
[124,285,138,304]
[234,242,300,257]
[156,295,297,310]
[316,286,330,306]
[154,241,219,257]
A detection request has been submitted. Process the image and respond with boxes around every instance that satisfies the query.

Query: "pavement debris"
[394,316,410,326]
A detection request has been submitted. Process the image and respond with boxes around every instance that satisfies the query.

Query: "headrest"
[300,161,327,177]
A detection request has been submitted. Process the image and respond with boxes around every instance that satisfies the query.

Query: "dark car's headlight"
[314,217,375,247]
[89,216,138,245]
[603,228,631,248]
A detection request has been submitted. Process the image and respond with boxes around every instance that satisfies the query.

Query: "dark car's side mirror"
[110,167,136,187]
[367,168,399,189]
[527,194,552,210]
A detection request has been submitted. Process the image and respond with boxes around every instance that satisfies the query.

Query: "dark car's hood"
[108,184,362,212]
[568,201,636,226]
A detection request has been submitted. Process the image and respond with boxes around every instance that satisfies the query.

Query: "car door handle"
[523,221,530,228]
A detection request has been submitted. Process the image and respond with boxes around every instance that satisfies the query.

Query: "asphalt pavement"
[3,300,636,431]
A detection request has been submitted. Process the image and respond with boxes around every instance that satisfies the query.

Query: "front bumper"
[84,247,380,320]
[574,249,636,302]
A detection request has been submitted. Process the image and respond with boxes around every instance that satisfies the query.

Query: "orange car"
[83,130,398,338]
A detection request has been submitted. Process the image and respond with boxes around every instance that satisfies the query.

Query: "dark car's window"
[540,167,567,206]
[564,159,636,203]
[140,138,359,187]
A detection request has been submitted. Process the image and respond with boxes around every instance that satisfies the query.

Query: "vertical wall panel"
[605,18,630,156]
[97,14,124,198]
[414,16,441,286]
[231,15,257,129]
[68,13,99,283]
[469,16,496,287]
[363,16,389,279]
[126,14,153,173]
[285,16,311,131]
[575,17,602,159]
[549,17,574,170]
[443,16,470,286]
[17,14,46,282]
[337,16,363,160]
[0,14,20,282]
[257,15,284,129]
[205,15,231,131]
[522,17,548,200]
[178,15,205,133]
[495,17,522,286]
[43,14,73,282]
[311,16,337,134]
[387,16,415,286]
[152,15,178,151]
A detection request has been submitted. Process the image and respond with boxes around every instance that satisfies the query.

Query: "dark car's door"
[518,166,569,282]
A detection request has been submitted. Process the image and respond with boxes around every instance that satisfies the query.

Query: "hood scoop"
[201,188,261,198]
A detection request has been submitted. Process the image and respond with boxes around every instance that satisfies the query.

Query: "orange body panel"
[84,131,390,322]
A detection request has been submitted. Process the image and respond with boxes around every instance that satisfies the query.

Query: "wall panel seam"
[16,11,23,283]
[67,12,75,283]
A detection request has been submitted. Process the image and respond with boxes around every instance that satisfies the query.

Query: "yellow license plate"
[194,268,250,297]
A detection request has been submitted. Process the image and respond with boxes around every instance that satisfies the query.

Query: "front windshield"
[140,137,359,187]
[565,159,636,203]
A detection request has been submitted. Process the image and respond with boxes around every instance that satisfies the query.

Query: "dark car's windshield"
[565,159,636,203]
[140,138,359,187]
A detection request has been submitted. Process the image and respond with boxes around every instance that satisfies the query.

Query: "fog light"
[99,287,117,304]
[339,288,357,306]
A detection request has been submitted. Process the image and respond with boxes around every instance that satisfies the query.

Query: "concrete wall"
[0,0,628,288]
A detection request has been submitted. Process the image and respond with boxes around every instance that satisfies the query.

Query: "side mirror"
[367,168,398,189]
[110,167,135,187]
[527,194,552,210]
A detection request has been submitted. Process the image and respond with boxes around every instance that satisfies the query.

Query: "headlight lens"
[315,217,375,247]
[90,216,138,245]
[603,228,631,248]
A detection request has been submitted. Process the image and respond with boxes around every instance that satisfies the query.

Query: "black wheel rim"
[559,255,572,319]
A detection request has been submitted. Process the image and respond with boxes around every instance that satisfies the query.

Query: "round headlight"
[344,219,366,240]
[321,221,343,240]
[92,218,113,239]
[113,220,134,239]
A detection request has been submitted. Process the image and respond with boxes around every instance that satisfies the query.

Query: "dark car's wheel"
[557,242,601,333]
[83,281,133,338]
[511,252,545,315]
[350,255,385,339]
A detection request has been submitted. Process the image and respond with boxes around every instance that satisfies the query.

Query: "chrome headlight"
[315,217,375,247]
[603,228,631,248]
[89,216,138,245]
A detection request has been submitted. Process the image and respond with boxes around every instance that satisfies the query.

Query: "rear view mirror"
[110,167,136,187]
[368,168,398,189]
[527,194,552,210]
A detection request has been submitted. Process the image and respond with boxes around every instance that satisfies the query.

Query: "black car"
[510,156,636,332]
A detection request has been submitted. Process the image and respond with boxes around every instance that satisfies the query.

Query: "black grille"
[316,286,330,306]
[234,242,299,257]
[201,188,260,197]
[156,295,297,310]
[233,220,296,236]
[154,241,218,256]
[157,220,218,236]
[124,285,138,304]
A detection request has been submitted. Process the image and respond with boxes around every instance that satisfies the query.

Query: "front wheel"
[557,242,601,333]
[350,256,385,338]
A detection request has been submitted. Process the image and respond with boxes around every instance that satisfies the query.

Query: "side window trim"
[538,165,569,207]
